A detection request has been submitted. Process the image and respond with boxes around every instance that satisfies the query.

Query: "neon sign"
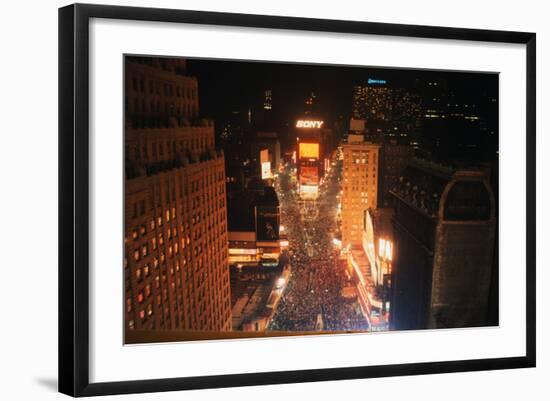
[368,78,387,85]
[296,120,324,129]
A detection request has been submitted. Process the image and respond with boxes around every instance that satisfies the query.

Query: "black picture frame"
[59,3,536,397]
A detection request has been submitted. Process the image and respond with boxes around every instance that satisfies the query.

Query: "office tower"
[341,134,381,246]
[378,139,414,207]
[124,57,232,334]
[352,84,393,121]
[389,159,496,330]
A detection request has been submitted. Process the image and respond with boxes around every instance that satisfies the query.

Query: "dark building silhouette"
[389,159,496,330]
[378,139,414,207]
[227,182,281,267]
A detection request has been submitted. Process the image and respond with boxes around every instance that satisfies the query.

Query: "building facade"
[347,208,394,330]
[124,57,232,334]
[227,184,283,267]
[389,159,496,330]
[378,139,414,207]
[341,134,381,246]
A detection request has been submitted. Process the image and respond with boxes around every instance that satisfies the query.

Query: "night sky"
[187,57,498,130]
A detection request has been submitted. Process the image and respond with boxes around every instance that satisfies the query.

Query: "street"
[268,162,369,332]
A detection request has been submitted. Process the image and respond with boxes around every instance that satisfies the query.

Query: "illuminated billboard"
[260,148,269,163]
[299,166,318,185]
[296,120,324,129]
[299,143,319,159]
[300,184,319,198]
[261,161,272,179]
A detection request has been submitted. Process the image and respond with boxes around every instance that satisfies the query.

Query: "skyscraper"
[124,57,232,334]
[341,134,381,246]
[389,159,496,330]
[378,139,414,207]
[352,83,393,121]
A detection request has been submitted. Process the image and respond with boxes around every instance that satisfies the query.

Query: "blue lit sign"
[368,78,387,85]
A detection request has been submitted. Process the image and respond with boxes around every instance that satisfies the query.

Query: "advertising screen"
[299,142,319,159]
[299,166,318,185]
[300,184,319,196]
[261,161,271,179]
[260,148,269,163]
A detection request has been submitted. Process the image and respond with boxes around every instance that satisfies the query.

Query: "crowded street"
[268,161,369,332]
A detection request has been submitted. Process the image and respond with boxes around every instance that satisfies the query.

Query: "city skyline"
[124,55,498,343]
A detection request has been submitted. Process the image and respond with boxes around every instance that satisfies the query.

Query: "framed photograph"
[59,3,536,397]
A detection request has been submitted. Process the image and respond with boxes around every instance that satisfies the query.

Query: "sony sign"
[296,120,324,129]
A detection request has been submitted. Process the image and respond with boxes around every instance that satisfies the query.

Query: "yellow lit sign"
[299,143,319,159]
[229,248,257,255]
[260,149,269,163]
[296,120,324,129]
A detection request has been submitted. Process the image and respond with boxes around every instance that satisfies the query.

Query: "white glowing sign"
[300,184,318,195]
[296,120,324,129]
[261,161,272,179]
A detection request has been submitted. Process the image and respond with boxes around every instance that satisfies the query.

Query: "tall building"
[352,83,393,122]
[124,57,232,334]
[341,134,381,246]
[251,132,281,180]
[389,159,496,330]
[378,139,414,207]
[352,81,421,138]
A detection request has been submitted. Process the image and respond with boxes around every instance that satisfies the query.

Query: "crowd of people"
[269,163,369,332]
